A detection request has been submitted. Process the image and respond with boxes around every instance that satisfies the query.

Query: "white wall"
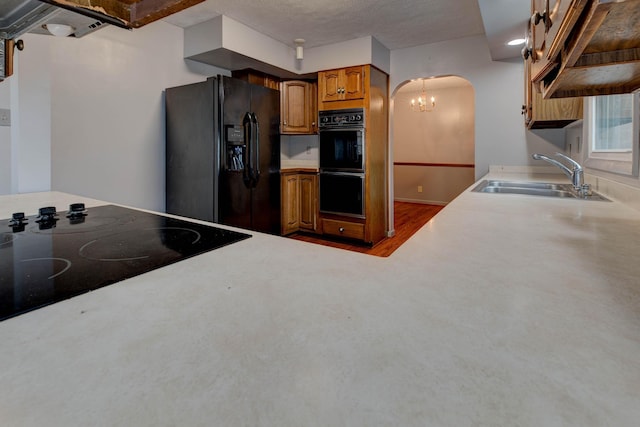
[184,16,391,76]
[280,134,319,169]
[304,36,390,75]
[4,21,225,211]
[2,22,573,212]
[394,83,475,204]
[394,85,474,164]
[0,71,11,195]
[8,35,53,195]
[390,35,564,180]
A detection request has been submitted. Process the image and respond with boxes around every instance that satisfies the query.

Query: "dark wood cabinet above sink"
[532,0,640,99]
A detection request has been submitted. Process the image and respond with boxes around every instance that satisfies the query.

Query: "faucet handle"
[555,152,582,170]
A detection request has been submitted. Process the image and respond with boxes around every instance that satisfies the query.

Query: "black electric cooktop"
[0,204,251,321]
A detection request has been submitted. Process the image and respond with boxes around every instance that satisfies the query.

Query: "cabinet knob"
[339,227,345,232]
[532,9,552,30]
[531,10,544,26]
[283,121,287,126]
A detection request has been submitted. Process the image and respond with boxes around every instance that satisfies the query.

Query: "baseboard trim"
[394,198,447,206]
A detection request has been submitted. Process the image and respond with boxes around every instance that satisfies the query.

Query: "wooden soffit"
[41,0,204,29]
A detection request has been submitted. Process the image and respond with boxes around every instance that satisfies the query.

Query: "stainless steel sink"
[472,180,610,201]
[481,180,566,190]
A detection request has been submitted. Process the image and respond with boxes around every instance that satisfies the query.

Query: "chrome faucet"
[532,152,591,196]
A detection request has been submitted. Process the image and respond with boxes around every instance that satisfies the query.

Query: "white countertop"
[1,172,639,426]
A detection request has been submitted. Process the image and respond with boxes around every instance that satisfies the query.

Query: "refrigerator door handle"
[251,112,261,187]
[242,112,254,188]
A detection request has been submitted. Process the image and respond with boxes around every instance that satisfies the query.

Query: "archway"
[390,75,475,222]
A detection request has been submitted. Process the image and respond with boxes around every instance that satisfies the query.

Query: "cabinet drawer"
[321,218,364,240]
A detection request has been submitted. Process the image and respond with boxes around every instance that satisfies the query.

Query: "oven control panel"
[319,108,365,128]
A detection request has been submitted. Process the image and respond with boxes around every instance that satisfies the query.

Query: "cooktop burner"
[0,204,251,321]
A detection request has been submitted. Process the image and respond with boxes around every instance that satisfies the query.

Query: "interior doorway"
[391,75,475,207]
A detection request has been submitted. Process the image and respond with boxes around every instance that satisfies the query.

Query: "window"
[585,93,639,176]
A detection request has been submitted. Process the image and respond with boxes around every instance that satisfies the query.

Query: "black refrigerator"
[165,76,281,235]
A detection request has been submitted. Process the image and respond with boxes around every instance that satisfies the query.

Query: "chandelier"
[410,79,436,112]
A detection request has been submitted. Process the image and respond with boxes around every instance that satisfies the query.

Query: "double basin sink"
[472,180,610,201]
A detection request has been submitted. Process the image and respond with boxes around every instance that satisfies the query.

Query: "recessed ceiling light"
[507,38,526,46]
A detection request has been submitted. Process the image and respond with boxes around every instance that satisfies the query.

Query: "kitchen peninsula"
[1,169,639,426]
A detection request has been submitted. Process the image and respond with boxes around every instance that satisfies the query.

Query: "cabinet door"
[281,81,312,133]
[281,174,300,235]
[299,174,318,231]
[529,85,583,128]
[530,0,549,76]
[524,55,533,127]
[530,0,574,81]
[524,0,583,128]
[319,69,342,102]
[343,66,365,100]
[526,55,583,128]
[310,81,318,133]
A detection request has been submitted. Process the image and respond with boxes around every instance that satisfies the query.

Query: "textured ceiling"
[163,0,487,50]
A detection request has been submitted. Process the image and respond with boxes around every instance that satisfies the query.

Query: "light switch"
[0,108,10,126]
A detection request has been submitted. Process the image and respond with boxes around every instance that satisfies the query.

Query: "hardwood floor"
[287,201,444,257]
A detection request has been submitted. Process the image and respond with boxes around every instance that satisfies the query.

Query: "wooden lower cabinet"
[281,170,318,235]
[298,174,317,231]
[281,173,300,235]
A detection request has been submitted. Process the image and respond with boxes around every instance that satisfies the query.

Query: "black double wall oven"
[319,108,365,218]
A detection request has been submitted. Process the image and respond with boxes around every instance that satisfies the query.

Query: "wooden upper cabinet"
[318,66,366,102]
[232,69,280,90]
[524,54,583,129]
[1,39,15,81]
[530,0,575,82]
[532,0,640,98]
[320,69,341,102]
[280,80,317,134]
[343,67,365,99]
[311,81,318,133]
[281,80,311,133]
[524,9,583,129]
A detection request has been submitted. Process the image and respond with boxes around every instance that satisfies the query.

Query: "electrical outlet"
[417,185,423,193]
[0,108,10,126]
